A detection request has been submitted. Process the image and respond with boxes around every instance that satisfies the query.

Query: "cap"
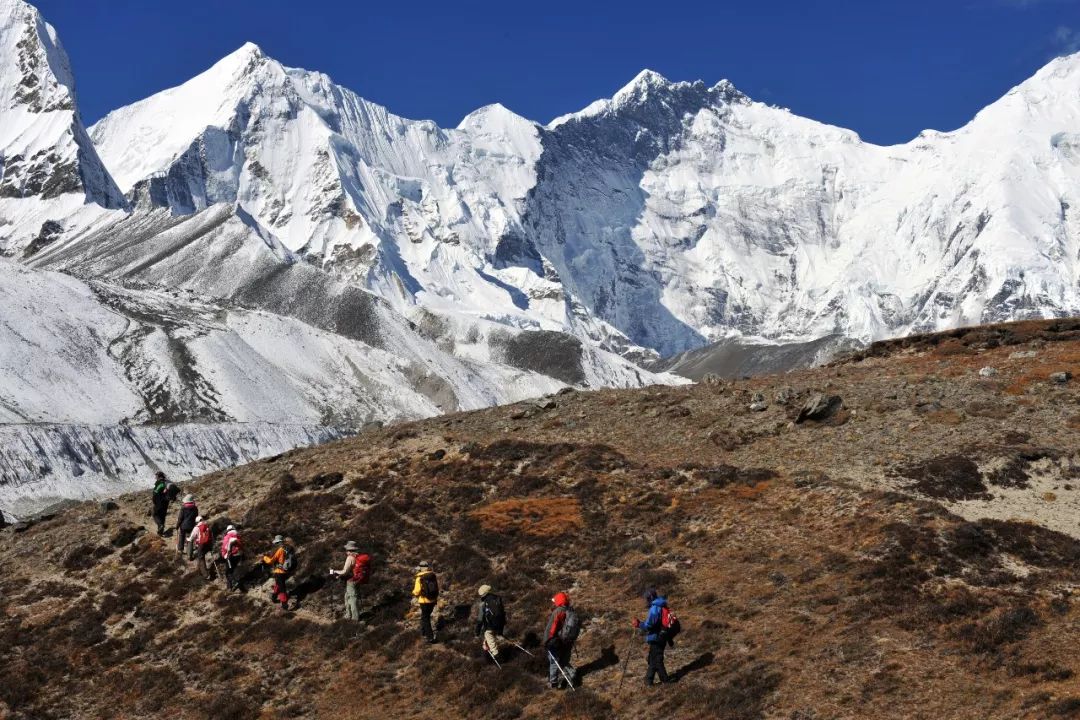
[478,584,492,597]
[272,534,284,544]
[183,494,194,503]
[226,525,235,532]
[417,561,431,569]
[195,516,203,523]
[344,541,359,551]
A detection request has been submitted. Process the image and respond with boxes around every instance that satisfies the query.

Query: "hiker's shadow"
[673,651,714,681]
[577,644,620,679]
[291,574,327,603]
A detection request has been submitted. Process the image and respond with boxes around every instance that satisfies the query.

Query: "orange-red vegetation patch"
[469,496,583,537]
[731,481,772,500]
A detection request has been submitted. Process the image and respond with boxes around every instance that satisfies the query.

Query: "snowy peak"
[0,0,124,252]
[550,68,747,128]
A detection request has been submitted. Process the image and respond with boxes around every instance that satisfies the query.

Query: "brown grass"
[468,496,583,537]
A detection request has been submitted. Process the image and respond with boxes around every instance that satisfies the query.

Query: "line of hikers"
[151,472,681,688]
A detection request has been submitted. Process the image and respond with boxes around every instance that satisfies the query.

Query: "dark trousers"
[225,553,243,590]
[152,510,167,535]
[420,602,435,639]
[646,642,669,685]
[177,527,194,552]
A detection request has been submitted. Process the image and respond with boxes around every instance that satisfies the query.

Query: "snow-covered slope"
[0,254,666,518]
[0,0,123,255]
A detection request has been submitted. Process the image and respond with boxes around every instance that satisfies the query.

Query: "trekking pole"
[486,647,502,669]
[617,627,636,692]
[512,641,535,657]
[548,651,576,692]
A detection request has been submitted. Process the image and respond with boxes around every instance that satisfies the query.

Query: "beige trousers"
[482,630,503,657]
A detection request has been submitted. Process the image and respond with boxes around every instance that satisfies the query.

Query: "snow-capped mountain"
[79,44,1080,360]
[0,0,123,255]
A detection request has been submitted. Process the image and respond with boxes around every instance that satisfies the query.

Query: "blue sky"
[35,0,1080,145]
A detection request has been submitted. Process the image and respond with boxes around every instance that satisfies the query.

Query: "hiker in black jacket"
[474,584,506,662]
[174,495,198,554]
[150,471,171,536]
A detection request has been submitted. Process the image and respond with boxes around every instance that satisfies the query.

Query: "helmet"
[226,525,235,532]
[195,516,203,523]
[552,592,570,607]
[272,534,284,544]
[182,495,194,503]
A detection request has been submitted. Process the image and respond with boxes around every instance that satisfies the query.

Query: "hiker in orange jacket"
[261,535,293,611]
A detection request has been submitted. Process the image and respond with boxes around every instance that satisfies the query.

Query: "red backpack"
[351,553,371,584]
[660,606,682,643]
[197,523,211,546]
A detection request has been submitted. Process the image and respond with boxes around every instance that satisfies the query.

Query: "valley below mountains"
[2,319,1080,719]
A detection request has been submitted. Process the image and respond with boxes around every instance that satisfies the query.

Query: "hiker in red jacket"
[544,592,579,689]
[220,525,243,590]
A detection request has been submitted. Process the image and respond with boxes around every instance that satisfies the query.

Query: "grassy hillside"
[3,319,1080,719]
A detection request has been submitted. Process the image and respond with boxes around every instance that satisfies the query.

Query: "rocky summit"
[2,319,1079,719]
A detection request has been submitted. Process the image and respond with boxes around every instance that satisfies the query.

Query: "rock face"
[795,394,843,424]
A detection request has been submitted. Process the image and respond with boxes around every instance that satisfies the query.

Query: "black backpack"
[558,608,581,644]
[484,595,506,631]
[420,572,439,600]
[166,482,181,502]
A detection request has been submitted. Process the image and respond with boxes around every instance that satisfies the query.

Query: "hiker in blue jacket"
[634,589,676,686]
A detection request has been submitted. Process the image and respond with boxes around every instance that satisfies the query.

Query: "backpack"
[420,572,439,600]
[197,523,211,546]
[558,608,581,644]
[166,482,180,502]
[351,554,371,584]
[281,545,296,575]
[484,595,506,631]
[660,606,681,645]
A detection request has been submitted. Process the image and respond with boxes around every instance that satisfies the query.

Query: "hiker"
[544,592,579,689]
[150,471,172,536]
[634,589,680,686]
[328,541,370,620]
[175,495,198,554]
[220,525,243,590]
[187,516,213,578]
[412,561,439,643]
[474,584,506,662]
[261,535,295,611]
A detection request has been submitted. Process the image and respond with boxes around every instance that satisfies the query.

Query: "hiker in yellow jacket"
[412,561,439,643]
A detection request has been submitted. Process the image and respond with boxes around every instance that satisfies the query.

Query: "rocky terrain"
[2,319,1079,719]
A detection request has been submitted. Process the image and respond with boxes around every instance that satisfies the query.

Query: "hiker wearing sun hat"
[412,561,439,643]
[329,541,371,620]
[261,534,296,611]
[474,584,507,663]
